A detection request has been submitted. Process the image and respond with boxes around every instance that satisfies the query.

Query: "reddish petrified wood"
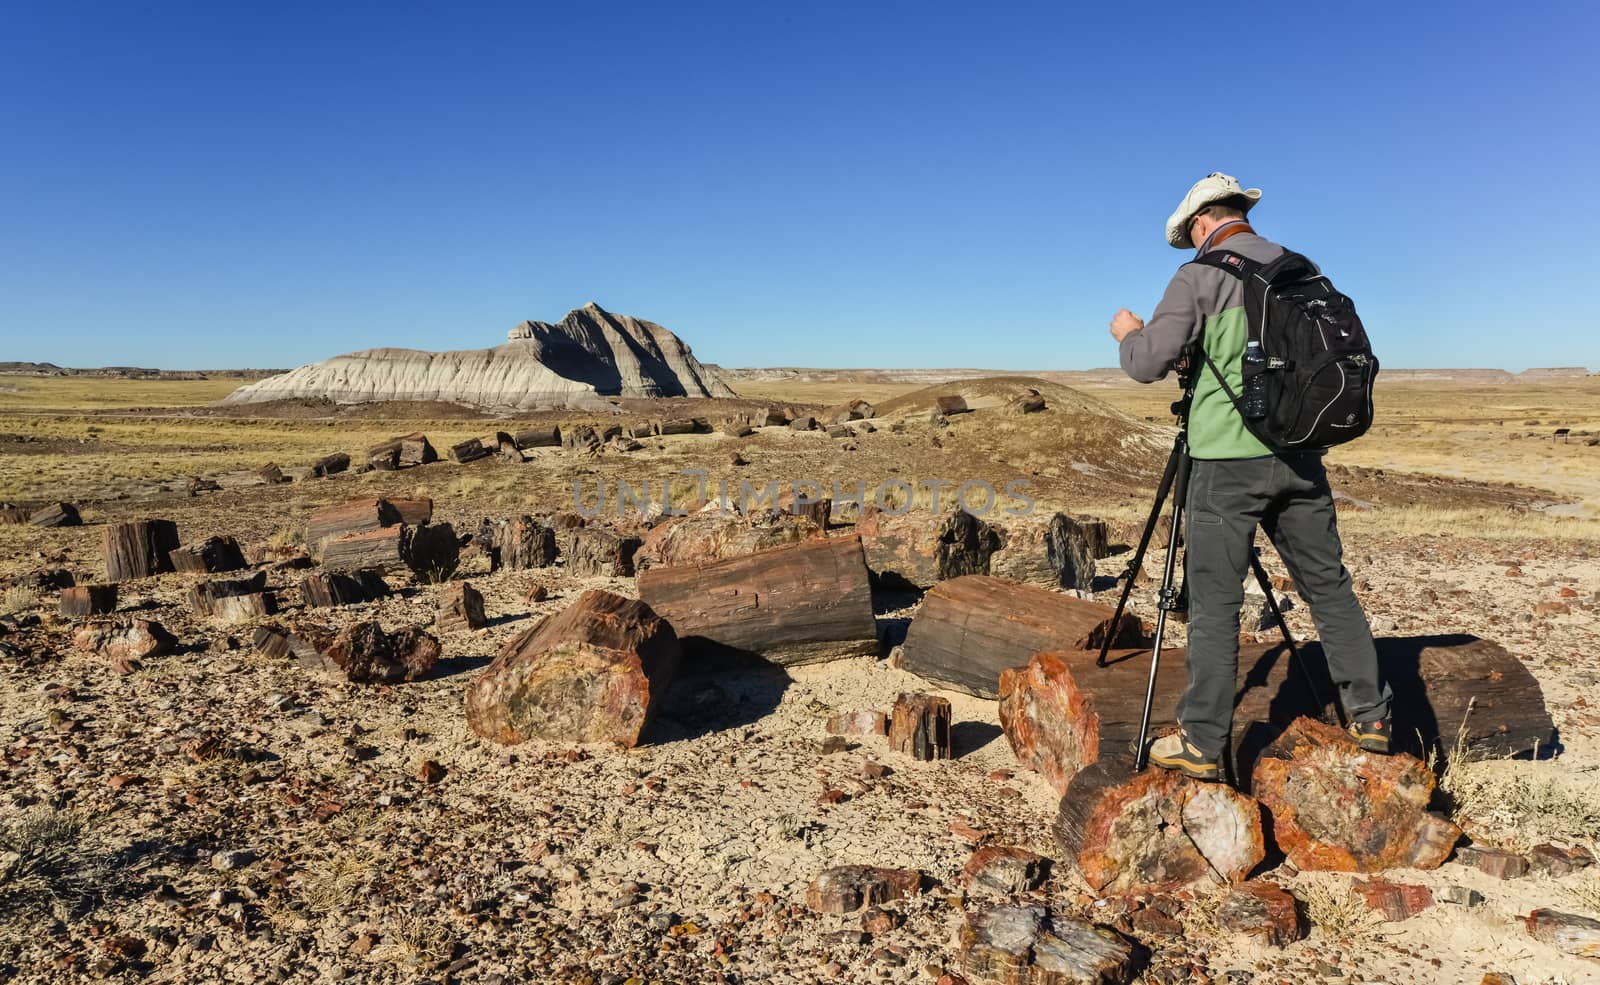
[998,651,1099,795]
[293,621,440,684]
[827,710,888,736]
[889,692,952,761]
[855,507,999,590]
[1053,760,1264,895]
[638,535,877,666]
[805,866,923,914]
[101,520,181,581]
[961,846,1050,895]
[1252,716,1461,872]
[308,498,401,550]
[59,584,118,620]
[436,581,486,633]
[1352,877,1434,921]
[1527,908,1600,958]
[73,619,177,662]
[1214,882,1304,945]
[464,590,679,748]
[900,575,1150,698]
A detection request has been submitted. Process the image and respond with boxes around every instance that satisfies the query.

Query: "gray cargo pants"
[1180,452,1391,759]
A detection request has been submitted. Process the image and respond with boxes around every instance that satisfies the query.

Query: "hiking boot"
[1348,717,1392,754]
[1147,732,1220,781]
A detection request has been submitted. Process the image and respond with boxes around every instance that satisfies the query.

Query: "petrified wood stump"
[299,570,390,608]
[989,511,1098,591]
[637,535,877,666]
[101,520,181,581]
[564,526,641,578]
[889,692,951,761]
[188,571,269,617]
[900,575,1150,698]
[1053,760,1264,895]
[307,498,401,549]
[855,506,999,590]
[168,536,248,574]
[464,590,679,747]
[496,516,559,571]
[322,526,408,573]
[59,584,118,620]
[1252,716,1461,872]
[437,581,486,633]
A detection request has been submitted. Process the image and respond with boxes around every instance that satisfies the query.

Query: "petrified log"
[258,463,287,484]
[514,426,560,449]
[436,581,486,633]
[889,692,951,761]
[73,619,177,663]
[464,590,680,747]
[496,516,559,571]
[188,571,269,617]
[60,585,118,620]
[101,520,181,581]
[655,418,698,435]
[958,906,1136,985]
[1351,877,1434,921]
[299,570,390,608]
[322,526,408,573]
[387,497,432,527]
[1009,634,1551,783]
[309,452,350,477]
[252,624,292,660]
[29,502,81,527]
[637,535,877,666]
[1456,844,1530,879]
[755,407,789,426]
[1527,909,1600,958]
[788,416,816,431]
[1008,388,1047,414]
[1053,760,1264,895]
[1252,716,1461,872]
[805,866,923,914]
[562,425,601,452]
[856,507,1000,589]
[448,437,492,463]
[634,513,825,569]
[989,511,1096,591]
[900,575,1150,698]
[722,422,754,438]
[308,498,400,549]
[935,395,969,415]
[562,526,639,577]
[209,593,274,623]
[962,846,1050,895]
[167,536,247,574]
[367,432,437,469]
[293,621,441,683]
[1214,882,1304,945]
[607,435,641,453]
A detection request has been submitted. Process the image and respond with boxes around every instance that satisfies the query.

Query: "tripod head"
[1170,341,1201,423]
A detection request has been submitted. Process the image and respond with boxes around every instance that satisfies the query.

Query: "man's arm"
[1113,268,1203,383]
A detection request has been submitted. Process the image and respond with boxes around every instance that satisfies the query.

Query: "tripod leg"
[1134,440,1192,771]
[1097,437,1182,668]
[1249,551,1344,727]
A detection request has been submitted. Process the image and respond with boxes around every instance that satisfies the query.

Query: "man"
[1108,172,1392,780]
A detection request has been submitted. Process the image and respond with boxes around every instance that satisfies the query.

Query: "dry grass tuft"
[1,585,37,615]
[373,911,456,965]
[1565,871,1600,916]
[1296,874,1387,943]
[0,809,110,921]
[1437,747,1600,852]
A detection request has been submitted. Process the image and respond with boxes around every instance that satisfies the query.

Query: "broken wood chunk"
[386,497,433,527]
[961,846,1050,896]
[889,693,951,761]
[958,905,1135,985]
[293,621,440,684]
[1526,908,1600,959]
[563,526,641,578]
[827,710,888,737]
[1252,716,1461,872]
[1215,882,1305,945]
[29,502,82,528]
[322,526,408,573]
[448,437,492,463]
[513,426,560,449]
[494,516,559,571]
[464,590,679,747]
[1352,877,1434,921]
[73,618,176,663]
[1053,760,1264,895]
[167,536,248,574]
[308,498,401,550]
[806,865,923,914]
[59,584,118,620]
[299,569,390,608]
[1456,844,1531,880]
[308,452,350,478]
[436,581,486,634]
[188,571,270,618]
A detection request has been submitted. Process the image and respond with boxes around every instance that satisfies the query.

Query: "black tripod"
[1096,376,1340,775]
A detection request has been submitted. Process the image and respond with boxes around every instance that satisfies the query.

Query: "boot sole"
[1148,752,1220,781]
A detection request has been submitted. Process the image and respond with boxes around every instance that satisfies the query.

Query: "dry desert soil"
[0,371,1598,985]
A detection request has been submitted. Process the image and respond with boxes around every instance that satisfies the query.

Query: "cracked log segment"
[638,535,877,667]
[101,520,181,581]
[188,571,271,618]
[309,452,350,477]
[168,536,247,574]
[292,621,441,684]
[1018,635,1553,789]
[806,866,924,914]
[436,581,486,633]
[514,426,560,449]
[856,507,999,590]
[1053,760,1265,895]
[1252,716,1461,872]
[465,589,680,747]
[563,526,641,577]
[490,516,559,572]
[889,692,951,761]
[958,905,1137,985]
[634,512,825,569]
[366,432,437,470]
[307,498,401,550]
[988,512,1106,590]
[299,570,390,608]
[900,575,1151,698]
[320,522,459,578]
[29,502,81,527]
[1527,909,1600,959]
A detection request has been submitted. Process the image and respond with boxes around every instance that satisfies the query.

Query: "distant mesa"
[221,302,736,410]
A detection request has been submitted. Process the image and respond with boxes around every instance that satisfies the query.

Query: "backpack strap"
[1189,249,1260,280]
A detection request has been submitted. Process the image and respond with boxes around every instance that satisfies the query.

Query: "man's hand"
[1110,308,1145,342]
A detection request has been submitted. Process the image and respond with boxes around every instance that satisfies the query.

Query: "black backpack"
[1192,248,1378,452]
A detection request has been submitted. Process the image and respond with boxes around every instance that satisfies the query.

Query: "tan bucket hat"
[1165,172,1263,249]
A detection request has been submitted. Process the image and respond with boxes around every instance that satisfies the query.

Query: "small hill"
[222,303,735,410]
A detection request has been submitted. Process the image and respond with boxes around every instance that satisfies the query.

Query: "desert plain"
[1,367,1598,985]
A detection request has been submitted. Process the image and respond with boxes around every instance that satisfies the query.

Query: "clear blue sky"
[2,1,1596,372]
